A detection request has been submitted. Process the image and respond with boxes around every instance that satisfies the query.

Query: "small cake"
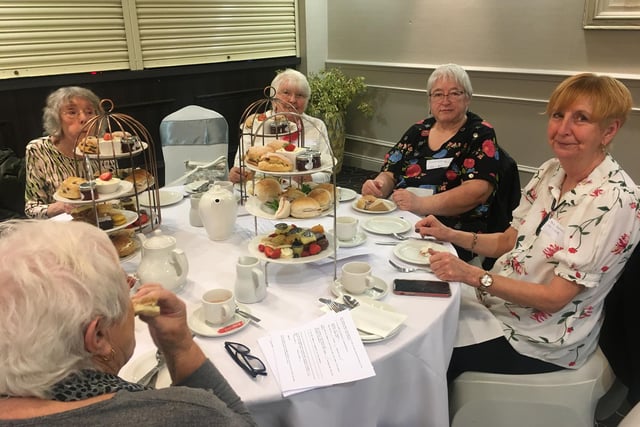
[98,215,114,230]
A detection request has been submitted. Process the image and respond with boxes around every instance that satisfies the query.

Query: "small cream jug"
[234,256,266,304]
[199,183,238,241]
[137,230,189,292]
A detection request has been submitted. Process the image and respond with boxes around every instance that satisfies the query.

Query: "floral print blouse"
[484,155,640,369]
[381,111,499,233]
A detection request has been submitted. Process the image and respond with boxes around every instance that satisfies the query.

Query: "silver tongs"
[137,350,166,388]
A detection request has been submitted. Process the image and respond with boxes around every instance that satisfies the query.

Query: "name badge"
[541,217,564,241]
[427,158,453,170]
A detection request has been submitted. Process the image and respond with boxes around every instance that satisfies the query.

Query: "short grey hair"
[0,220,129,399]
[427,64,473,97]
[42,86,101,137]
[271,68,311,111]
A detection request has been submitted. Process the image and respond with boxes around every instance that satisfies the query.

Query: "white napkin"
[349,301,407,338]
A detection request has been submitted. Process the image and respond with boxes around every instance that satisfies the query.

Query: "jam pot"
[295,150,321,171]
[80,181,98,200]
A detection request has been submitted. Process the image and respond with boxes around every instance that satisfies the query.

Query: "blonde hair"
[545,73,633,126]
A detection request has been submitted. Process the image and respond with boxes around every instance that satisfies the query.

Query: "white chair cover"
[160,105,229,184]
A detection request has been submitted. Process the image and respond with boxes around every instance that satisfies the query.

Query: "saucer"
[188,304,251,337]
[330,276,389,300]
[337,231,367,248]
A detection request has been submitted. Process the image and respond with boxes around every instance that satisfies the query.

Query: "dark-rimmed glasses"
[224,341,267,378]
[429,90,466,102]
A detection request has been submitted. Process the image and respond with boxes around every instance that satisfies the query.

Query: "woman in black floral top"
[362,64,500,261]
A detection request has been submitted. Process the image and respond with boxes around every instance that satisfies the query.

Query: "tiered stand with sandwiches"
[238,87,338,282]
[53,99,161,260]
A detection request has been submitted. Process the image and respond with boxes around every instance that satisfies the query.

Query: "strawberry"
[284,143,296,152]
[308,243,321,256]
[258,244,265,252]
[301,250,310,257]
[258,113,267,121]
[99,172,113,181]
[264,246,281,259]
[103,132,112,141]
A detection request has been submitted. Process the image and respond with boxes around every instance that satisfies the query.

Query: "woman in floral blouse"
[361,64,500,261]
[415,73,640,379]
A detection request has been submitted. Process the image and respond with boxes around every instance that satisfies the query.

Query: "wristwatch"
[479,271,493,292]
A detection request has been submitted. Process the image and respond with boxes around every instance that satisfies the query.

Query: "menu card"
[258,310,376,396]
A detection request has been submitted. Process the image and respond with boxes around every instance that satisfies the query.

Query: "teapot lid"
[143,229,176,249]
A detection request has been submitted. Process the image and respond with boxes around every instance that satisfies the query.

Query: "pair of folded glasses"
[224,341,267,378]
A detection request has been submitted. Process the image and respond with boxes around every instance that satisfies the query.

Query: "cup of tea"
[340,261,374,294]
[202,289,236,325]
[336,216,358,242]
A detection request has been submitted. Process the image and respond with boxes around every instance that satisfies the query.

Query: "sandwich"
[290,196,322,219]
[356,195,389,212]
[253,178,281,202]
[244,145,274,166]
[132,298,160,317]
[274,196,291,219]
[281,187,306,201]
[124,169,154,192]
[308,188,332,210]
[257,152,293,172]
[110,229,139,258]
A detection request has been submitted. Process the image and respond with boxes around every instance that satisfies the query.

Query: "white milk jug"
[199,184,237,241]
[234,256,267,304]
[137,230,189,292]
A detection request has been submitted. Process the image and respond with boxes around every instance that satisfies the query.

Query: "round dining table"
[120,188,461,427]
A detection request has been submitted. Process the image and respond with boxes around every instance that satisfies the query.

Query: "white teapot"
[199,183,238,241]
[137,230,189,292]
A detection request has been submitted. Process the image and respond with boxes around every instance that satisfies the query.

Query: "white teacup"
[336,216,358,241]
[202,289,236,326]
[406,187,434,197]
[340,261,374,295]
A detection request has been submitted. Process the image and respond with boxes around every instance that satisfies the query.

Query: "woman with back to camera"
[229,68,331,185]
[414,73,640,380]
[0,220,256,426]
[361,64,501,261]
[24,86,107,219]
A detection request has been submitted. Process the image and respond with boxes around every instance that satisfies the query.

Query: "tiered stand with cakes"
[53,99,161,260]
[238,87,339,282]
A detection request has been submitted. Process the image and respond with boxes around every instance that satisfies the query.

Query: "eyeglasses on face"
[224,341,267,378]
[279,89,308,100]
[61,108,97,119]
[429,90,466,102]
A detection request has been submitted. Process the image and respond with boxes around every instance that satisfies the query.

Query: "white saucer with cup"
[340,261,375,295]
[336,216,359,242]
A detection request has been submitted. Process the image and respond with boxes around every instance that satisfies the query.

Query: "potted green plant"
[306,68,373,174]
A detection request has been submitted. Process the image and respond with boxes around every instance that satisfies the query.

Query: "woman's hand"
[228,167,254,184]
[428,249,483,285]
[414,215,453,242]
[391,189,421,213]
[47,201,73,217]
[361,178,386,197]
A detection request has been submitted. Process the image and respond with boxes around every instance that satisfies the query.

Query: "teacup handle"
[252,268,266,289]
[365,275,375,289]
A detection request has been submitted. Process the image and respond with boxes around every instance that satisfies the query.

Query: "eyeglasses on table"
[224,341,267,378]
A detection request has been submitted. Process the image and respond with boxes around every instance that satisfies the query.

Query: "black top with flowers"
[382,111,499,257]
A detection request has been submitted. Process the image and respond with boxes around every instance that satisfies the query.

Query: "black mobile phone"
[393,279,451,297]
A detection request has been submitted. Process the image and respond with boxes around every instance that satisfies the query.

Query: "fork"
[388,259,432,273]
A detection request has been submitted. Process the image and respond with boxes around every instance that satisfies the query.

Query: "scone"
[59,176,87,199]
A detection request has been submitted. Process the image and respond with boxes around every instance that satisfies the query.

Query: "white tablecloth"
[121,191,461,427]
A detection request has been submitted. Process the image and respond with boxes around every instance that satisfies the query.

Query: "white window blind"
[0,0,298,80]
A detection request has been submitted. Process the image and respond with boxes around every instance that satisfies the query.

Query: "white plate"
[105,210,139,233]
[120,349,171,388]
[330,276,389,300]
[53,180,134,204]
[75,141,148,159]
[244,195,332,220]
[248,233,335,265]
[138,190,183,207]
[393,240,450,265]
[188,304,252,338]
[338,187,358,202]
[351,199,397,214]
[336,231,367,248]
[362,217,411,235]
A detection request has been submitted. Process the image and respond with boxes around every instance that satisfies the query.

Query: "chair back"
[160,105,229,184]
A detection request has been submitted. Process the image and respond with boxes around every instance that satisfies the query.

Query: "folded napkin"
[349,300,407,338]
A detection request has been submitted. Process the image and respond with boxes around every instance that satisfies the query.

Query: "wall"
[324,0,640,183]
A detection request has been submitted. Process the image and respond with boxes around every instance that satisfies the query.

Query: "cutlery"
[137,350,165,388]
[235,307,261,323]
[375,241,400,246]
[319,297,350,312]
[343,295,360,309]
[388,259,432,273]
